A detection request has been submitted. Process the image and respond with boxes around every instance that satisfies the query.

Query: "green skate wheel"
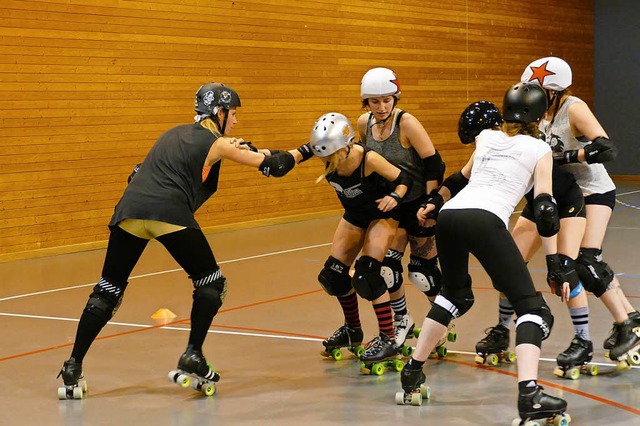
[401,345,413,357]
[436,346,447,358]
[331,348,343,361]
[486,354,499,366]
[177,374,190,388]
[630,351,640,365]
[202,383,216,396]
[505,351,516,363]
[587,364,598,376]
[567,368,580,380]
[354,345,365,358]
[371,363,385,376]
[392,359,404,372]
[447,331,457,342]
[413,328,421,338]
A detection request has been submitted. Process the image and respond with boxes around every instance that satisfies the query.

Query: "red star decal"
[391,78,400,91]
[527,61,555,85]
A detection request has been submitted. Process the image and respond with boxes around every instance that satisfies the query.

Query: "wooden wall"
[0,0,594,261]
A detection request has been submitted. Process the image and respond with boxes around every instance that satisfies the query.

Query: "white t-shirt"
[442,129,551,226]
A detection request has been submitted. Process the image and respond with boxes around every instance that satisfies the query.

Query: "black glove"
[296,143,314,163]
[239,141,259,152]
[553,150,579,166]
[421,190,444,220]
[546,254,580,297]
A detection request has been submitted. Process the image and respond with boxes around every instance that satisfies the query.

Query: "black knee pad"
[426,303,455,327]
[408,255,442,297]
[513,292,554,344]
[192,269,227,314]
[351,256,387,301]
[381,249,404,293]
[433,276,474,318]
[575,248,614,297]
[83,277,125,323]
[318,256,352,297]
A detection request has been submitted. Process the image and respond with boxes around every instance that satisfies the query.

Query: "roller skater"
[393,313,419,357]
[475,324,516,366]
[396,360,430,406]
[320,324,365,361]
[168,345,220,396]
[359,333,404,376]
[512,385,571,426]
[553,335,596,379]
[603,310,640,352]
[608,319,640,371]
[57,358,87,400]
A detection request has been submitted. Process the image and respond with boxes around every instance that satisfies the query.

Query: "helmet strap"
[369,108,395,129]
[220,110,229,135]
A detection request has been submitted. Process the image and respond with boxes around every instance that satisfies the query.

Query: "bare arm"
[357,113,369,143]
[366,151,408,212]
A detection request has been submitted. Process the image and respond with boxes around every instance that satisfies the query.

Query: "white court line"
[2,311,636,369]
[617,189,640,197]
[0,242,332,303]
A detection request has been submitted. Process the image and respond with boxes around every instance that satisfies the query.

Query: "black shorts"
[343,206,399,230]
[521,196,586,221]
[584,189,616,210]
[396,195,435,237]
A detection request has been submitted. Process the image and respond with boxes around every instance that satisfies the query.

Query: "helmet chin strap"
[369,108,395,128]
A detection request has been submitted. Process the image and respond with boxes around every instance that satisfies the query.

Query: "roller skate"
[429,322,456,359]
[393,313,418,357]
[168,345,220,396]
[320,324,364,360]
[608,319,640,371]
[57,358,87,400]
[395,363,430,406]
[553,335,597,379]
[603,311,640,353]
[475,324,516,366]
[359,333,404,376]
[512,385,570,426]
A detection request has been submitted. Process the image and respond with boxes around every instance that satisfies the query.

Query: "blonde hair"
[501,121,540,138]
[315,143,354,184]
[198,117,222,137]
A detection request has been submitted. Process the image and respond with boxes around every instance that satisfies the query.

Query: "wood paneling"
[0,0,594,260]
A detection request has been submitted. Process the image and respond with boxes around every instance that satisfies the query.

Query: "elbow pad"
[533,193,560,237]
[585,137,617,164]
[391,170,413,193]
[259,152,295,177]
[441,170,469,198]
[421,150,446,184]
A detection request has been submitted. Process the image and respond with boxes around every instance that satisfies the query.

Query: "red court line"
[443,358,640,417]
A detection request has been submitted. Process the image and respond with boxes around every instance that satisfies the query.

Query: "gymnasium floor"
[1,181,639,426]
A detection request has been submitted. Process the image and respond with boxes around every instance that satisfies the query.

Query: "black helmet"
[502,82,548,123]
[458,101,503,144]
[194,82,241,116]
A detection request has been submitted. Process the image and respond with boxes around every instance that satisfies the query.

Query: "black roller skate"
[395,363,430,406]
[603,311,640,352]
[608,319,640,371]
[429,322,456,359]
[320,324,364,360]
[168,345,220,396]
[393,313,418,357]
[553,335,597,380]
[475,324,515,366]
[512,385,571,426]
[57,358,87,400]
[359,333,404,376]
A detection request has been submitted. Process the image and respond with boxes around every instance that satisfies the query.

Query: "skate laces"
[364,335,383,354]
[482,326,504,344]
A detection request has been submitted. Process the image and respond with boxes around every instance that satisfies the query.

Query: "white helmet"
[520,57,572,91]
[360,67,401,99]
[309,113,355,157]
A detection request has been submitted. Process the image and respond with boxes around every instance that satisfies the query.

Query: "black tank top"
[109,123,220,229]
[326,145,389,210]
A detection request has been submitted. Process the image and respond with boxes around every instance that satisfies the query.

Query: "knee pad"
[351,256,387,301]
[513,292,554,344]
[408,255,442,297]
[575,248,614,297]
[381,249,404,293]
[433,276,474,319]
[192,269,227,313]
[83,277,125,323]
[318,256,352,297]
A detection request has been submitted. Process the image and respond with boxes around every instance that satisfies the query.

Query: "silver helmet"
[309,113,355,157]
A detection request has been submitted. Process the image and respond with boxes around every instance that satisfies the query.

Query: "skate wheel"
[629,351,640,366]
[419,385,430,399]
[474,355,484,365]
[401,345,413,357]
[616,360,631,371]
[447,331,457,342]
[486,353,499,366]
[413,328,421,338]
[587,364,598,376]
[436,346,447,358]
[72,387,84,399]
[505,351,516,363]
[57,387,67,400]
[392,359,405,372]
[567,368,580,380]
[331,348,343,361]
[353,345,365,358]
[410,392,422,406]
[553,413,570,426]
[202,383,216,396]
[80,380,88,393]
[553,367,564,378]
[177,374,190,388]
[395,391,405,405]
[371,363,385,376]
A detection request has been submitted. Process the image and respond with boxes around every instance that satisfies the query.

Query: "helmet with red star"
[361,67,401,99]
[520,57,572,91]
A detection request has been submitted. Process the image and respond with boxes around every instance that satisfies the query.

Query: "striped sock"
[499,298,514,329]
[390,295,408,316]
[374,301,395,339]
[337,292,361,329]
[570,306,590,340]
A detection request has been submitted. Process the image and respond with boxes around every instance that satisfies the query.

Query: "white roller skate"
[393,313,417,357]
